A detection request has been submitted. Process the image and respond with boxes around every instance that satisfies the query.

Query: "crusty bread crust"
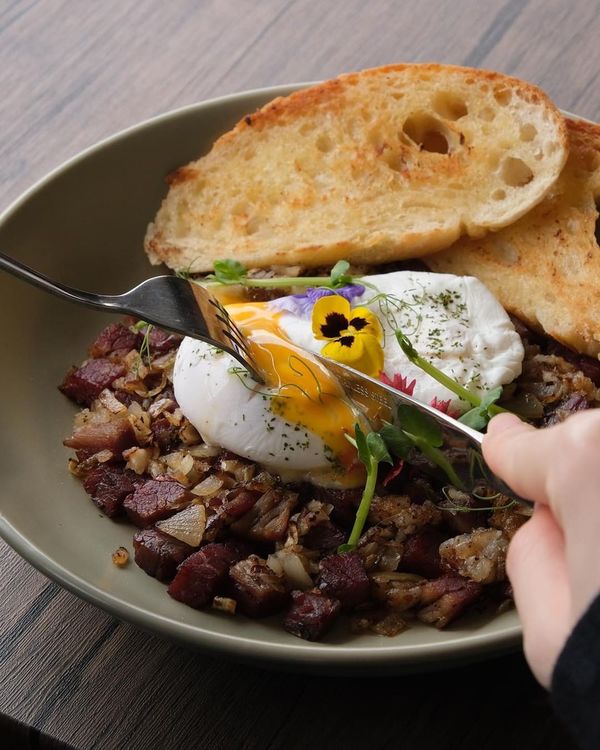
[426,118,600,357]
[145,64,568,273]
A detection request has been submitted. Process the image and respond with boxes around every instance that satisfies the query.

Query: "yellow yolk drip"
[227,302,364,484]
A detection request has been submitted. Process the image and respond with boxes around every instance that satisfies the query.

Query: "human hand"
[482,410,600,688]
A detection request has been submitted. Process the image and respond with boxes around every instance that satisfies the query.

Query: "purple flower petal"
[269,284,365,318]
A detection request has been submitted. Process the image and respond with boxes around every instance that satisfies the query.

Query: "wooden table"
[1,1,595,747]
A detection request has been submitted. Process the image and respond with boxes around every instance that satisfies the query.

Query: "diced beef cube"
[148,327,183,354]
[418,574,482,628]
[151,416,179,451]
[400,529,445,578]
[82,464,139,517]
[368,494,442,534]
[545,392,590,426]
[314,487,361,528]
[168,541,250,609]
[60,358,125,406]
[302,521,346,552]
[133,528,194,582]
[204,489,259,542]
[228,555,288,617]
[283,590,341,641]
[231,488,298,542]
[113,390,144,407]
[370,573,423,612]
[89,323,140,358]
[318,552,370,610]
[64,416,137,457]
[123,479,192,527]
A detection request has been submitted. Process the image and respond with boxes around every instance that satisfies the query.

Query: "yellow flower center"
[311,296,384,377]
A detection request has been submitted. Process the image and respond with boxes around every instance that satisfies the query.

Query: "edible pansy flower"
[270,284,365,317]
[379,371,416,396]
[430,396,461,420]
[311,295,384,377]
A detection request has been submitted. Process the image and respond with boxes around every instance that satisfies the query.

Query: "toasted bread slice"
[426,118,600,358]
[145,64,567,273]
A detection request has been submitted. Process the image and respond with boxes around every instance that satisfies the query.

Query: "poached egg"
[173,271,524,487]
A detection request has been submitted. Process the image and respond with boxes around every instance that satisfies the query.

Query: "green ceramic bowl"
[0,84,522,674]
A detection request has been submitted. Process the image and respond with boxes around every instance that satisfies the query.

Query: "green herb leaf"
[211,259,247,284]
[366,431,392,465]
[397,404,443,447]
[353,424,371,467]
[459,386,503,430]
[330,260,352,288]
[378,423,413,458]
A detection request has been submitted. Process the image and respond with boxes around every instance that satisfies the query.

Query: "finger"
[483,414,550,504]
[507,505,572,688]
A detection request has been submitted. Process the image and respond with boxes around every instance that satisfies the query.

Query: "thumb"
[508,504,572,688]
[482,414,550,504]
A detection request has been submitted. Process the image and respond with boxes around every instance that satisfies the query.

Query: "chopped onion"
[212,596,237,614]
[191,474,224,497]
[123,446,155,475]
[98,388,127,414]
[148,397,176,418]
[268,549,313,590]
[188,443,221,458]
[156,504,206,547]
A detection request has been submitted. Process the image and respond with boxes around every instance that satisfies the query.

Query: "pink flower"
[379,371,416,396]
[430,396,461,420]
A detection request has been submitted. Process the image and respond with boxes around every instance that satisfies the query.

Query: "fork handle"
[0,251,127,314]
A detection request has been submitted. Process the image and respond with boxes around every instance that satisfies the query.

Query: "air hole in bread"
[492,189,506,201]
[479,107,495,122]
[519,123,537,142]
[391,92,405,101]
[384,152,406,172]
[402,113,457,154]
[494,88,512,106]
[546,142,558,155]
[316,134,333,153]
[501,157,534,187]
[594,204,600,246]
[299,122,313,136]
[432,92,468,120]
[243,150,255,161]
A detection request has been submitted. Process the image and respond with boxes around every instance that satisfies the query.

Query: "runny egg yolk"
[227,302,364,482]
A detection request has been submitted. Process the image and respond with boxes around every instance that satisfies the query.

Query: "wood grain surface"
[1,0,597,747]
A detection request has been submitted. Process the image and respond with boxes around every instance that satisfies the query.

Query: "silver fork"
[0,251,263,383]
[1,250,526,503]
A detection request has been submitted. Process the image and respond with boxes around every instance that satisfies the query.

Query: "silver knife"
[314,353,530,506]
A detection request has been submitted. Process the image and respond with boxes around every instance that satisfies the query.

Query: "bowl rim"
[0,81,544,670]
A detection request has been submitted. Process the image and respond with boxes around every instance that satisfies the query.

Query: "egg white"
[173,338,359,485]
[173,271,524,483]
[277,271,524,410]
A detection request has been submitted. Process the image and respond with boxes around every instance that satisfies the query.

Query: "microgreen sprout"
[379,405,465,490]
[201,258,358,290]
[395,329,508,425]
[339,425,392,553]
[440,485,517,513]
[133,320,153,365]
